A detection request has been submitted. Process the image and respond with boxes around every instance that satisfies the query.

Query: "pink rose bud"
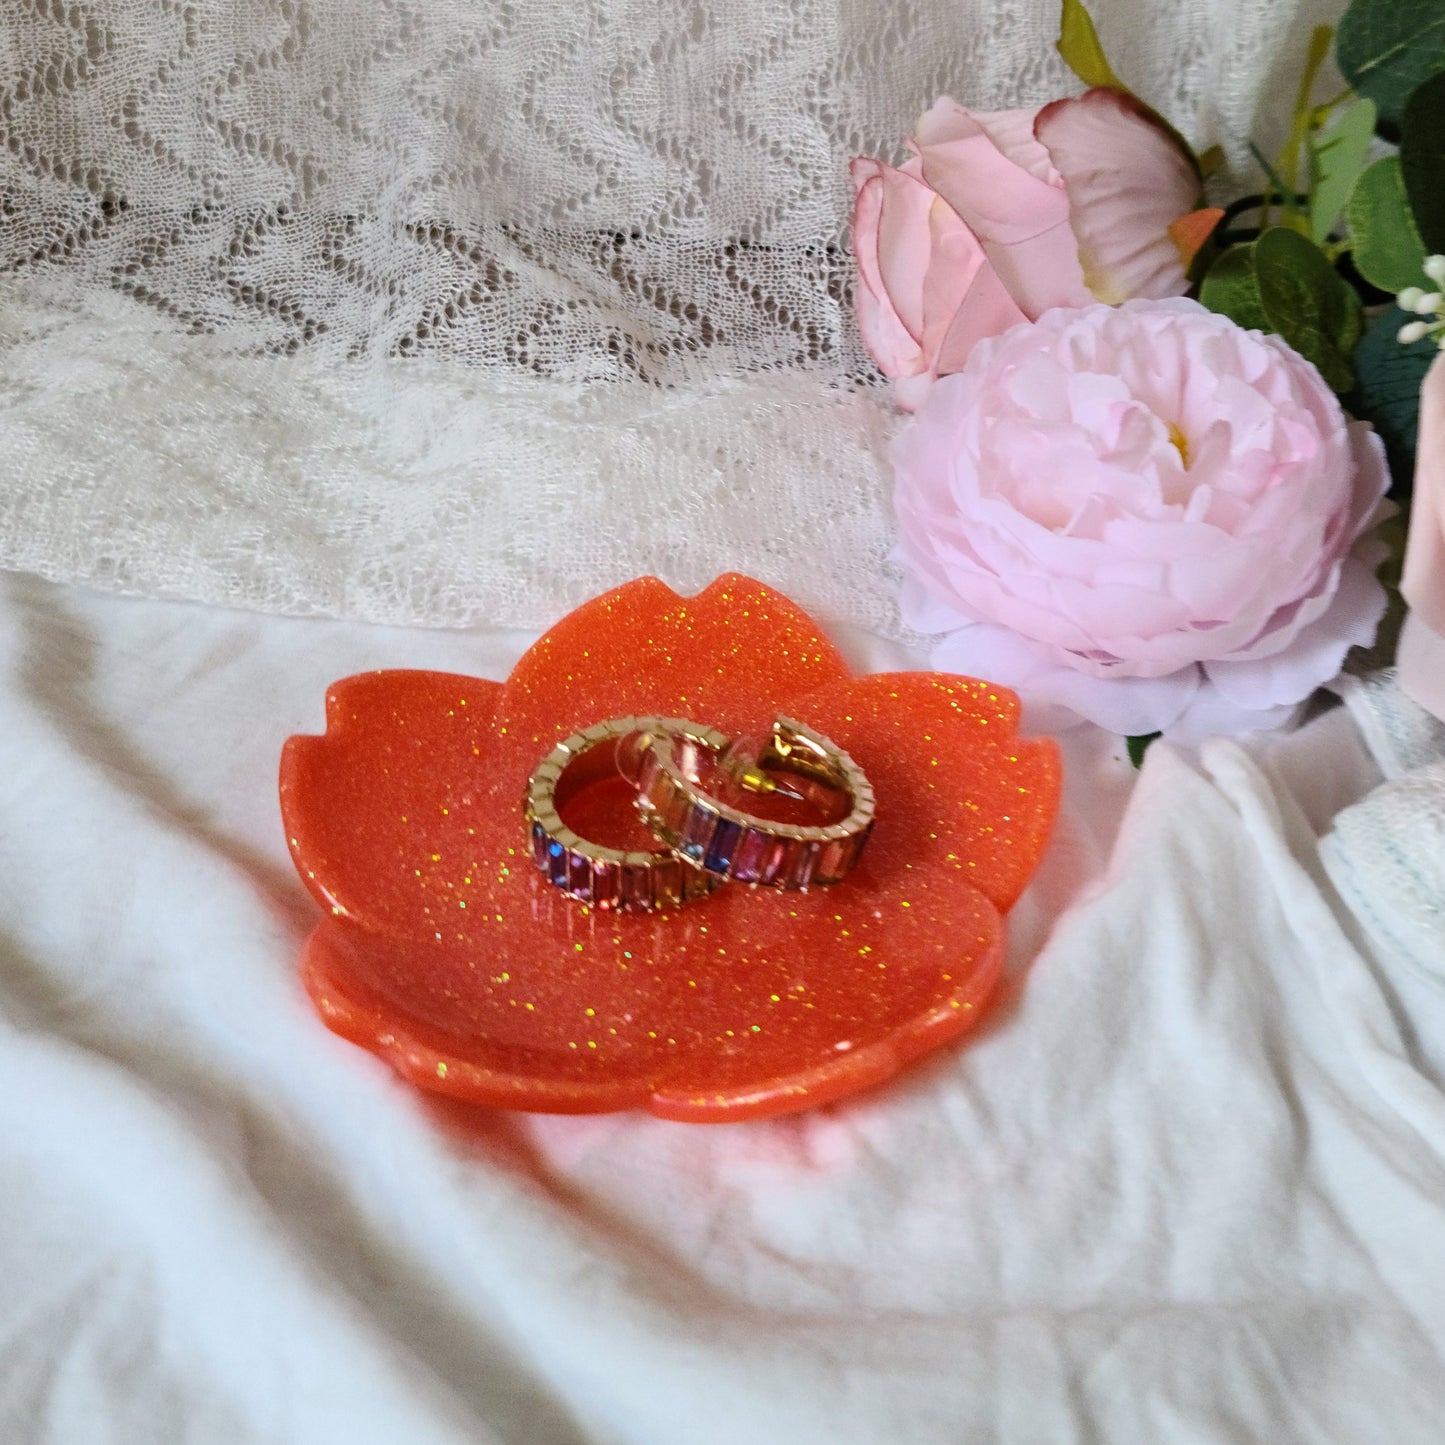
[1399,352,1445,721]
[850,91,1219,410]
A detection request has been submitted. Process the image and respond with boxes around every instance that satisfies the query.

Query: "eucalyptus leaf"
[1201,233,1364,391]
[1401,71,1445,254]
[1199,244,1269,332]
[1347,156,1429,292]
[1310,98,1377,243]
[1337,0,1445,132]
[1352,304,1438,493]
[1254,227,1363,392]
[1057,0,1124,90]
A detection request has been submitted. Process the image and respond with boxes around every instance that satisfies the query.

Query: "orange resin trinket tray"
[279,575,1061,1122]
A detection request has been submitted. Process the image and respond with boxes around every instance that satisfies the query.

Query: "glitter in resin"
[279,574,1062,1122]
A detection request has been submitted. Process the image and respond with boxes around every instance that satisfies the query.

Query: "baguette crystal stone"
[704,818,743,873]
[524,716,728,913]
[634,714,874,891]
[730,829,773,884]
[813,835,853,886]
[679,804,719,862]
[591,859,619,910]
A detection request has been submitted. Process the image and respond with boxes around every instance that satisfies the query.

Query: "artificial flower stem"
[1250,143,1298,229]
[1277,24,1335,220]
[1220,193,1271,226]
[1310,88,1355,124]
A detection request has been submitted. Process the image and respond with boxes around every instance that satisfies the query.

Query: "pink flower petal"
[1194,423,1390,668]
[929,619,1201,736]
[897,567,977,634]
[850,158,928,373]
[1398,612,1445,723]
[916,100,1064,185]
[851,158,931,350]
[1203,554,1388,709]
[892,372,937,413]
[1402,351,1445,636]
[850,155,991,397]
[932,262,1030,376]
[1343,421,1393,543]
[915,100,1067,241]
[912,100,1091,316]
[978,220,1094,316]
[1034,89,1202,304]
[920,212,1004,361]
[1166,687,1299,744]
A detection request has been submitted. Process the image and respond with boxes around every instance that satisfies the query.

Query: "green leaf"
[1199,245,1270,333]
[1057,0,1124,90]
[1201,233,1365,392]
[1253,227,1364,392]
[1347,155,1429,291]
[1401,70,1445,253]
[1351,304,1438,493]
[1126,733,1160,769]
[1337,0,1445,132]
[1309,98,1377,243]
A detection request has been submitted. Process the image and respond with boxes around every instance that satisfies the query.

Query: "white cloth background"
[0,0,1343,635]
[11,4,1437,1438]
[3,574,1445,1444]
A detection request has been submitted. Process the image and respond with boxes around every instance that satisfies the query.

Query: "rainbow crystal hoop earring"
[524,716,730,913]
[634,716,874,890]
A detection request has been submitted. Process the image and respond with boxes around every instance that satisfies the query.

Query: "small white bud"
[1399,286,1427,311]
[1398,320,1431,344]
[1415,291,1445,314]
[1425,255,1445,286]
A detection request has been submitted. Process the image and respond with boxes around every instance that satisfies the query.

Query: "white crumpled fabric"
[1322,672,1445,990]
[3,576,1445,1443]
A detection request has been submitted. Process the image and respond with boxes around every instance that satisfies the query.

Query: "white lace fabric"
[1,0,1340,632]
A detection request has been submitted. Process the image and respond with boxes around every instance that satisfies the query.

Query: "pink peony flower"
[851,90,1220,410]
[1399,351,1445,721]
[892,299,1391,740]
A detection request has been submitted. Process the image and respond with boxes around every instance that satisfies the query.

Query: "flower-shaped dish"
[280,575,1061,1122]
